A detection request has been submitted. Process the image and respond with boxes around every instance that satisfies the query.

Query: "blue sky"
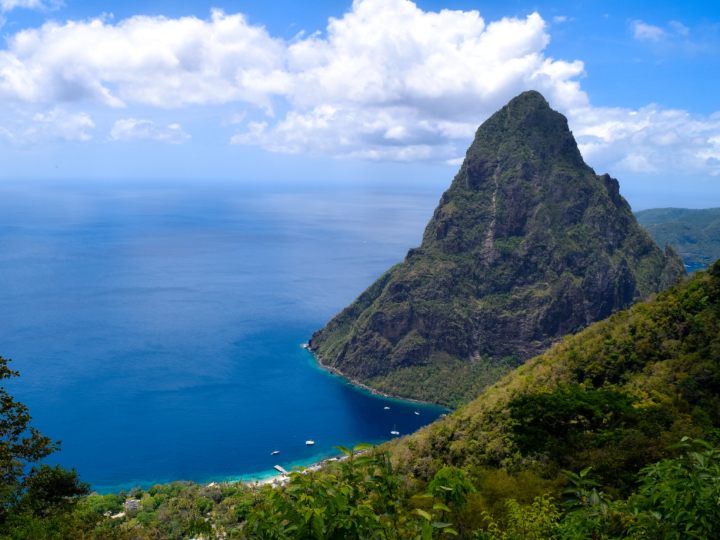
[0,0,719,208]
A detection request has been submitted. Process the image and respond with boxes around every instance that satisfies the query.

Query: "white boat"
[271,450,280,456]
[390,425,400,436]
[305,440,315,446]
[414,411,420,415]
[383,406,390,410]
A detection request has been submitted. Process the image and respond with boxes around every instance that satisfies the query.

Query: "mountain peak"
[465,90,584,172]
[310,91,685,406]
[509,89,549,105]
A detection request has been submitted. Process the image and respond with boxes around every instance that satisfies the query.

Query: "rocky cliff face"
[310,91,685,406]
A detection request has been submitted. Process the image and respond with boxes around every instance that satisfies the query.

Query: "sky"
[0,0,719,208]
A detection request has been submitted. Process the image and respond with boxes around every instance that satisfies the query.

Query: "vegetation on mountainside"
[388,259,720,496]
[636,207,720,270]
[310,90,684,406]
[2,261,719,538]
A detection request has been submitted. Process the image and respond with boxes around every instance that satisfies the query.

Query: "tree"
[0,356,58,519]
[21,465,89,516]
[0,355,88,525]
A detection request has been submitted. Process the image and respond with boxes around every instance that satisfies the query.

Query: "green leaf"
[353,443,374,452]
[335,445,352,457]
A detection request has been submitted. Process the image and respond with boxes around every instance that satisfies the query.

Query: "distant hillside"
[389,260,720,495]
[636,207,720,271]
[310,91,684,406]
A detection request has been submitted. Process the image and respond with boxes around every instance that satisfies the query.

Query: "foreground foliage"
[2,262,719,537]
[2,439,719,539]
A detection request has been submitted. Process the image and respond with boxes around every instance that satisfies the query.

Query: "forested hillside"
[636,207,720,271]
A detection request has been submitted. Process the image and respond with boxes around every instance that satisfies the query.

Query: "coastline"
[304,344,446,409]
[94,450,352,494]
[95,343,448,495]
[241,452,354,488]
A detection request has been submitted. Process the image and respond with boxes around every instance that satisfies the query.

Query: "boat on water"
[305,440,315,446]
[414,411,420,415]
[383,406,390,410]
[271,450,280,456]
[390,425,400,436]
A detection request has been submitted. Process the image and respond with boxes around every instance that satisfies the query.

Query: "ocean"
[0,178,446,492]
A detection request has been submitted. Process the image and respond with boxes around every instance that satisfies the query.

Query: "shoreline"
[96,343,448,495]
[94,450,351,494]
[241,452,353,488]
[235,344,451,490]
[304,344,445,409]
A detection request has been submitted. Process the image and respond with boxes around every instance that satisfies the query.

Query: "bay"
[0,178,446,492]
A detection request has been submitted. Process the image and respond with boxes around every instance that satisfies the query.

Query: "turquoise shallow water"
[0,179,446,492]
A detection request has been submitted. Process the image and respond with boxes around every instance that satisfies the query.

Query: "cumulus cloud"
[110,118,190,144]
[235,1,588,160]
[0,0,718,180]
[572,106,720,177]
[0,107,94,143]
[0,9,285,108]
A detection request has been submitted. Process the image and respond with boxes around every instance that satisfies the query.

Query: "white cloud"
[632,19,694,43]
[0,0,718,181]
[0,0,60,12]
[0,9,285,108]
[572,106,720,176]
[0,107,94,143]
[0,0,588,160]
[632,20,666,42]
[110,118,190,144]
[235,1,588,160]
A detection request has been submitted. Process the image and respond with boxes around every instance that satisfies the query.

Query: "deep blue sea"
[0,178,446,492]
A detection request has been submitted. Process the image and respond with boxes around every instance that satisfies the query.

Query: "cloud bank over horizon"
[0,0,718,180]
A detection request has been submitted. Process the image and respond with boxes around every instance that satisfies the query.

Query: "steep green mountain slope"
[388,260,720,495]
[636,207,720,270]
[310,91,684,406]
